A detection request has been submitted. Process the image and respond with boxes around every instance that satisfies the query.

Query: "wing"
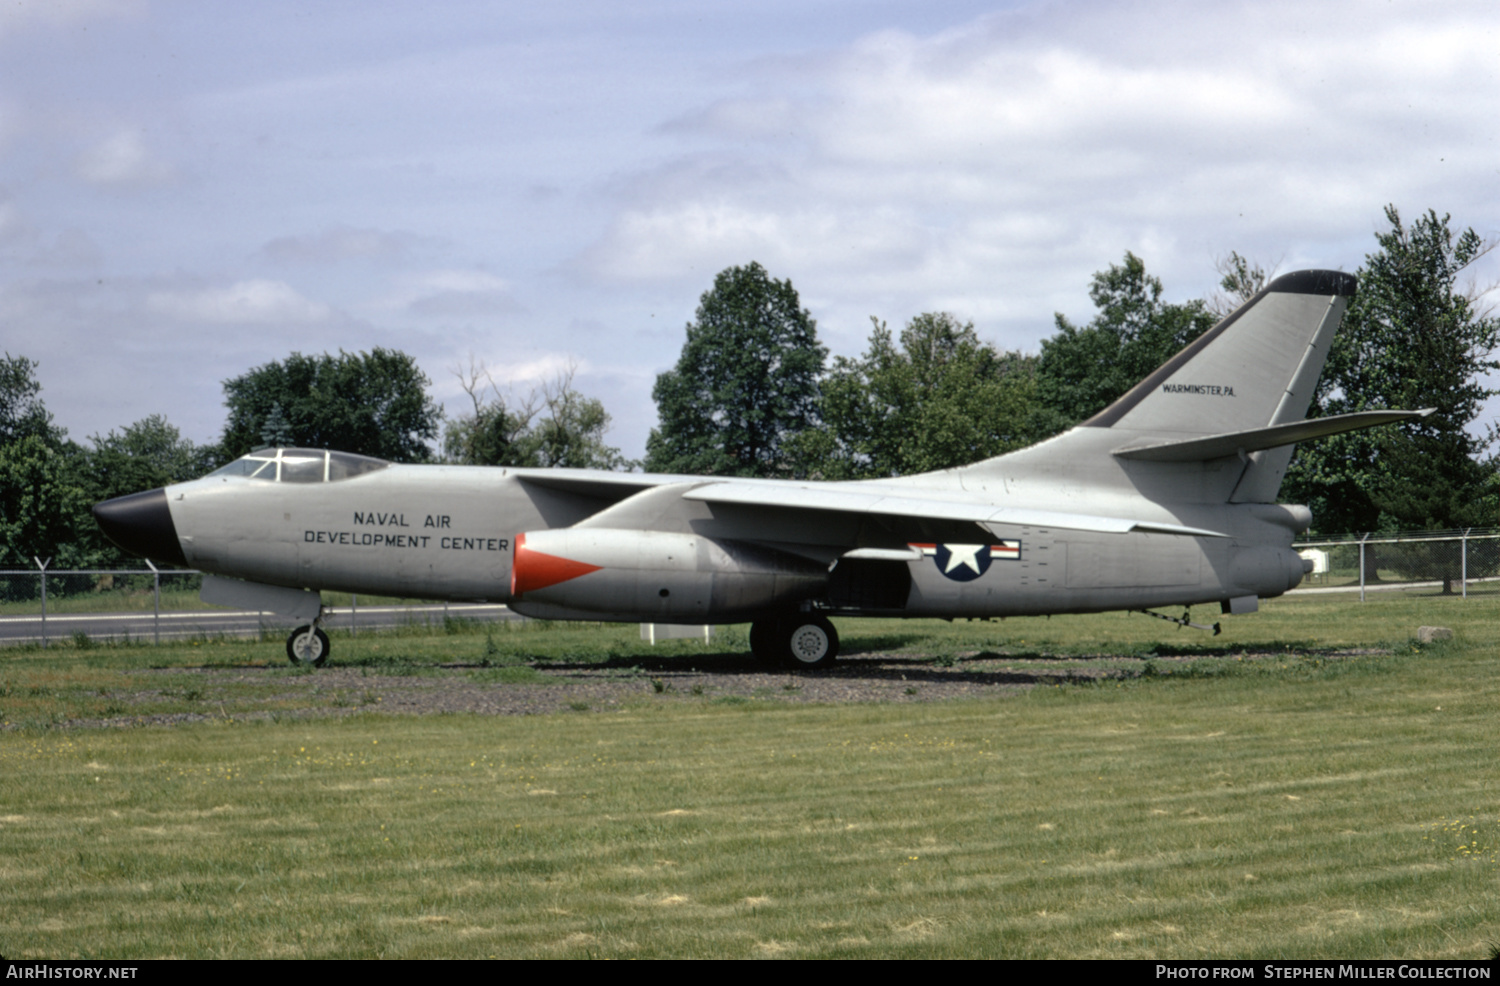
[513,470,1228,544]
[680,481,1228,538]
[510,468,1224,537]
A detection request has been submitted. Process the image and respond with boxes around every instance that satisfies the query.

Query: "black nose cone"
[93,488,188,566]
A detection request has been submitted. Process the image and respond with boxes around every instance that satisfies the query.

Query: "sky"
[3,0,1498,462]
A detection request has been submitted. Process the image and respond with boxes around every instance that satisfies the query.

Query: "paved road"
[0,602,518,647]
[1289,575,1500,595]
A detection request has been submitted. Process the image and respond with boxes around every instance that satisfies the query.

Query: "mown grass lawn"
[1,589,1497,959]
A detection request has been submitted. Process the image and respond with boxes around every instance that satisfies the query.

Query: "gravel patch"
[53,647,1382,730]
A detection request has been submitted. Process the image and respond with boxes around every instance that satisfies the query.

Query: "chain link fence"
[0,569,203,606]
[1293,528,1500,600]
[0,564,508,648]
[1,566,207,647]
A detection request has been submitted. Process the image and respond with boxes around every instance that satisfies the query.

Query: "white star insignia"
[943,544,985,574]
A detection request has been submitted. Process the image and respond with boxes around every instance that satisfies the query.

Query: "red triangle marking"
[511,533,602,597]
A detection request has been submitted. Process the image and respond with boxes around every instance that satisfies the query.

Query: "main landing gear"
[749,613,840,669]
[286,613,330,667]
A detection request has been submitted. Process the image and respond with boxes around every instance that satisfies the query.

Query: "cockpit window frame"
[206,447,390,484]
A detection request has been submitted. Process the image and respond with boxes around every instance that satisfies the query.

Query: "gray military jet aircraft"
[94,269,1427,668]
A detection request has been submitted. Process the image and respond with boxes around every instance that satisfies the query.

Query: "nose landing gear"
[286,613,330,666]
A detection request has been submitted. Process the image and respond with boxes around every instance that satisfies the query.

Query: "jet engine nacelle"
[1230,545,1307,596]
[508,528,828,622]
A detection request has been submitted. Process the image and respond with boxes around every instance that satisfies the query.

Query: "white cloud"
[0,190,33,246]
[259,226,429,265]
[576,0,1500,341]
[147,280,335,325]
[0,0,140,37]
[3,271,422,449]
[413,270,510,294]
[34,228,104,269]
[0,190,102,269]
[584,200,928,283]
[75,131,174,187]
[502,353,587,388]
[0,95,18,154]
[383,269,524,319]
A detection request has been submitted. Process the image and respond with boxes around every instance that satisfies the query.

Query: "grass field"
[1,591,1498,959]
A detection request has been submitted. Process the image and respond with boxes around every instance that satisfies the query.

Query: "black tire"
[286,625,330,667]
[778,615,839,670]
[748,619,781,665]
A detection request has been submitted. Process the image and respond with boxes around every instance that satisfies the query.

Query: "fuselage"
[114,445,1308,623]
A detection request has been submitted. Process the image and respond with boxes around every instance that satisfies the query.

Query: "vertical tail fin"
[1081,270,1356,437]
[945,270,1362,506]
[1082,269,1356,503]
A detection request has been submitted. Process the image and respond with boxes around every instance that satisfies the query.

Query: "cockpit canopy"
[206,448,390,483]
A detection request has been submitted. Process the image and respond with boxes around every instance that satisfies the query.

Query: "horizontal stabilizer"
[684,482,1228,538]
[1111,408,1434,462]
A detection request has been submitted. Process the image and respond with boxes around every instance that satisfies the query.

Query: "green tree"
[524,379,632,471]
[0,357,97,570]
[220,348,441,462]
[1282,207,1500,565]
[444,398,530,468]
[1208,251,1273,318]
[259,403,293,448]
[1,353,62,447]
[805,313,1047,478]
[444,363,632,470]
[84,415,218,497]
[645,262,826,476]
[0,435,91,568]
[1036,252,1219,427]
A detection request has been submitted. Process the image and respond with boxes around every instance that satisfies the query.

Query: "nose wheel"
[286,624,330,666]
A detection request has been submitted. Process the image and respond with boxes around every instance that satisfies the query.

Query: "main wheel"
[779,616,839,670]
[286,625,330,666]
